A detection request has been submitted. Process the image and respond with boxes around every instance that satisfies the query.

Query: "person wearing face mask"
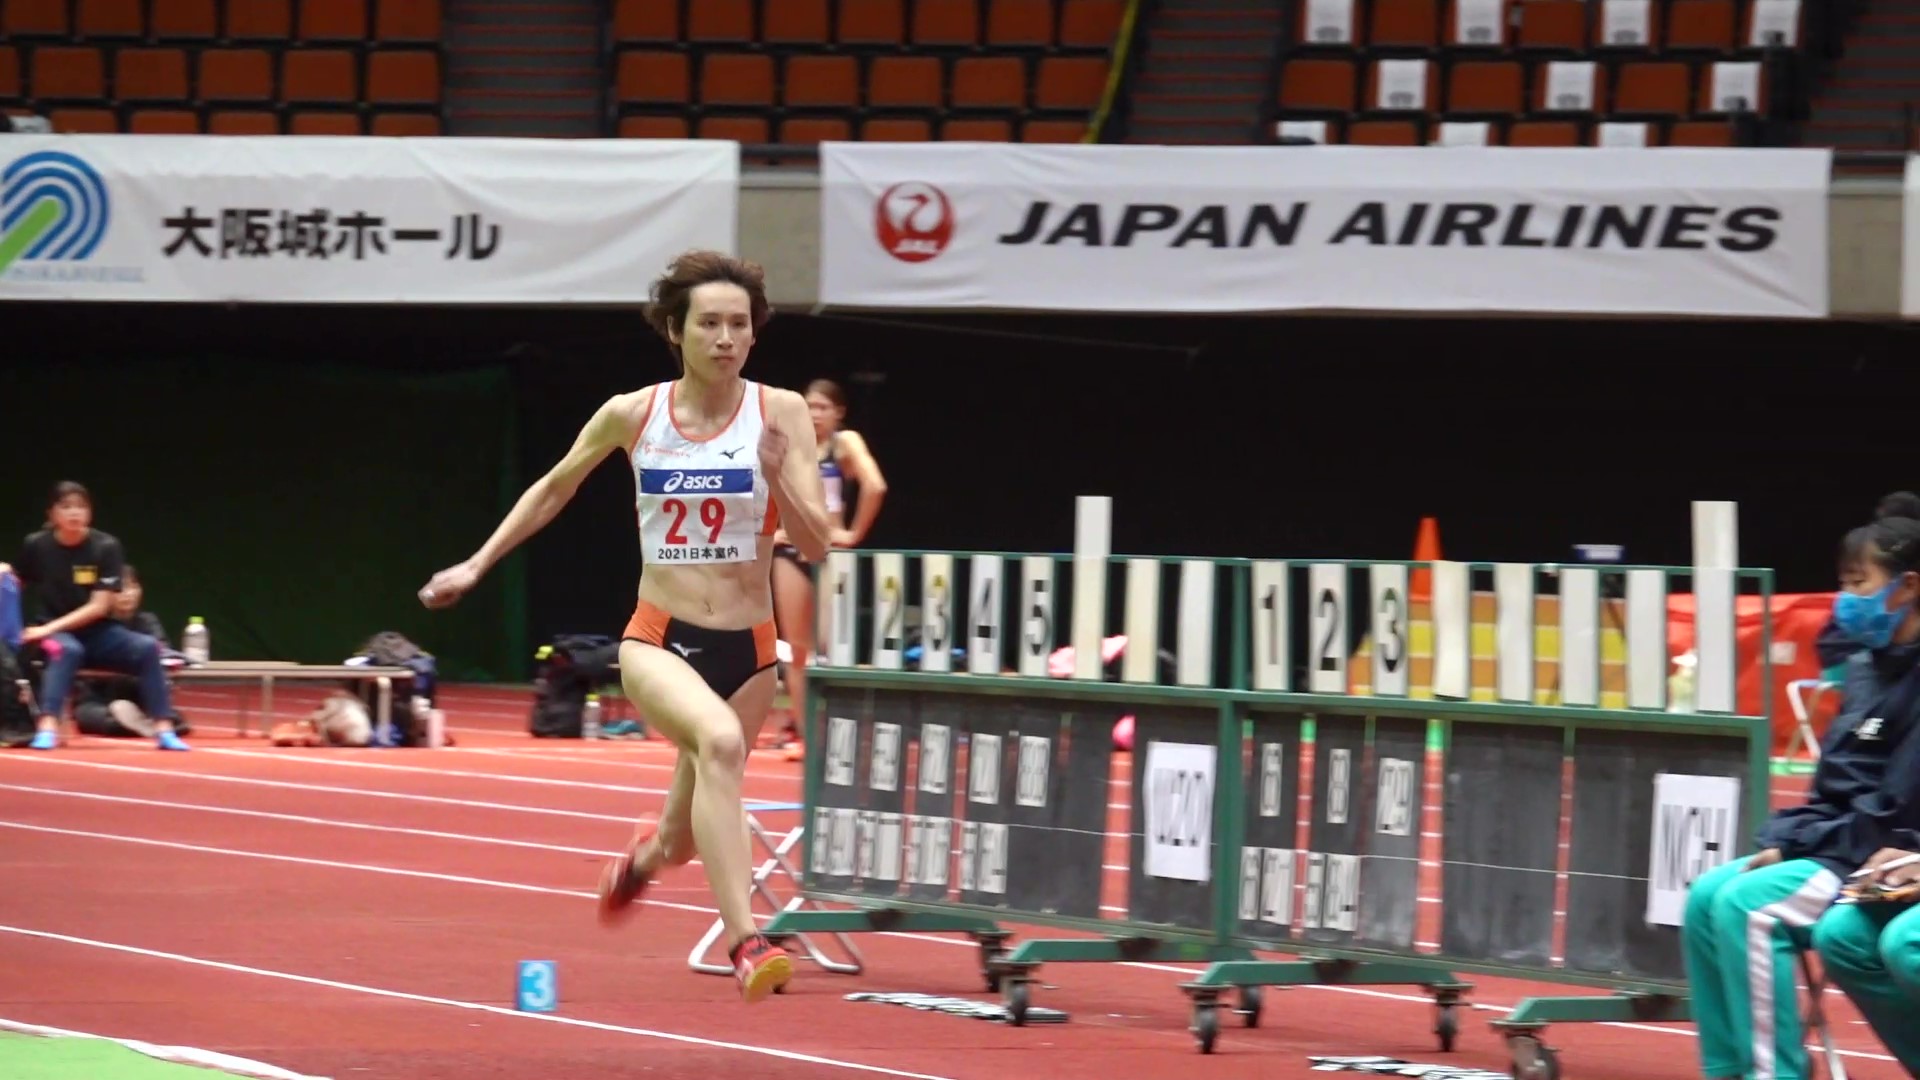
[1813,491,1920,672]
[1681,514,1920,1080]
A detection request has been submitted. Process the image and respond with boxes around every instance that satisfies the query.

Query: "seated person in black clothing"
[14,482,189,751]
[73,564,191,739]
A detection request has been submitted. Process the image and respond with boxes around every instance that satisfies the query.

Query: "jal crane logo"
[874,181,953,263]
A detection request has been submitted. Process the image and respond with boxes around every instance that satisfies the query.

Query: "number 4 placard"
[969,554,1003,675]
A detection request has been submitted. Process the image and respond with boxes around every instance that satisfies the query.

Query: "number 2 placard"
[1308,563,1347,694]
[870,552,905,670]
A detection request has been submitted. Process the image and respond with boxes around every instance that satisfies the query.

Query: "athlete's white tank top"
[631,380,777,566]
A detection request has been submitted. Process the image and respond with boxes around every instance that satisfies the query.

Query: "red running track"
[0,683,1902,1080]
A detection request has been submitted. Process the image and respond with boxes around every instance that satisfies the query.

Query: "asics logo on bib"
[640,468,753,495]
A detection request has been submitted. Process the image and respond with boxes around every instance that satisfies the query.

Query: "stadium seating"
[1265,0,1823,147]
[1,0,444,136]
[0,1,1869,154]
[607,0,1124,150]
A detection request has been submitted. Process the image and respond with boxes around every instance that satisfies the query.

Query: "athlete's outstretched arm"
[420,393,639,608]
[762,389,832,564]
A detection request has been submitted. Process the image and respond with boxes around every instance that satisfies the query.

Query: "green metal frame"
[766,550,1776,1053]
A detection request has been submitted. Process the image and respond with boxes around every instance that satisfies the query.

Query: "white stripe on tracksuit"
[1747,867,1842,1080]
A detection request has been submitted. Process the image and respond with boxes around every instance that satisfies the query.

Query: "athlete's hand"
[758,415,789,476]
[771,528,790,546]
[419,561,480,610]
[1743,848,1784,872]
[829,527,857,548]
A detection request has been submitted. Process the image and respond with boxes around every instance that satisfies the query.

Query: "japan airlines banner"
[0,135,738,304]
[820,143,1831,318]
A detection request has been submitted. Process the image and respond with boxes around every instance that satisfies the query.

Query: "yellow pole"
[1081,0,1146,143]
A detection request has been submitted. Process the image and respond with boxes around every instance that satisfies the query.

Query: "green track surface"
[0,1031,305,1080]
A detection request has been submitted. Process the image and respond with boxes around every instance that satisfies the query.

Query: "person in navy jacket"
[1683,514,1920,1080]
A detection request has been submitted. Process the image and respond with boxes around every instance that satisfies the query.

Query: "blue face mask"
[1834,579,1910,650]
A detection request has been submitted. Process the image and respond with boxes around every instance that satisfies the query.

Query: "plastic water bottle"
[1668,651,1698,714]
[182,617,210,665]
[582,694,602,741]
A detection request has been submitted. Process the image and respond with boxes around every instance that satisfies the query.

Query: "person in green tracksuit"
[1684,515,1920,1080]
[1811,839,1920,1075]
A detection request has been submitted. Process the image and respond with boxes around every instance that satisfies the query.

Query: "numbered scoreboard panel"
[1127,706,1229,929]
[1230,712,1428,953]
[1236,716,1303,940]
[806,684,1110,919]
[1438,722,1564,970]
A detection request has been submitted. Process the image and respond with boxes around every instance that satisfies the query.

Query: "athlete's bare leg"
[615,639,773,946]
[770,555,814,742]
[626,751,698,879]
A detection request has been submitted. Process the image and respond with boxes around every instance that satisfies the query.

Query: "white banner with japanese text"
[820,143,1831,318]
[0,135,738,304]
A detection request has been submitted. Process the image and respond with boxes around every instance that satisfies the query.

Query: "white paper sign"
[1143,739,1216,883]
[1645,772,1743,927]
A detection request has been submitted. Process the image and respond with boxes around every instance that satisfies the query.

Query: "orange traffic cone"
[1410,517,1441,602]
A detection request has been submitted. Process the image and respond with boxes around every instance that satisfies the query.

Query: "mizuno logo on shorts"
[639,469,753,495]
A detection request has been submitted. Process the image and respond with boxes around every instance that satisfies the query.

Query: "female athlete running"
[416,251,831,1003]
[770,378,889,757]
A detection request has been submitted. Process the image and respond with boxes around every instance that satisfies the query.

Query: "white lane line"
[0,924,963,1080]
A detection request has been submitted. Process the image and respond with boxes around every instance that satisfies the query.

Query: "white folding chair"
[1799,948,1848,1080]
[1785,678,1839,762]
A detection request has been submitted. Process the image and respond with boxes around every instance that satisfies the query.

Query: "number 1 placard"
[824,551,858,668]
[1251,561,1289,691]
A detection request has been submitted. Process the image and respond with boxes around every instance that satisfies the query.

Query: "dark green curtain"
[2,357,522,681]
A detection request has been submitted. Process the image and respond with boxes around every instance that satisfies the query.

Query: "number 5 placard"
[1019,556,1054,677]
